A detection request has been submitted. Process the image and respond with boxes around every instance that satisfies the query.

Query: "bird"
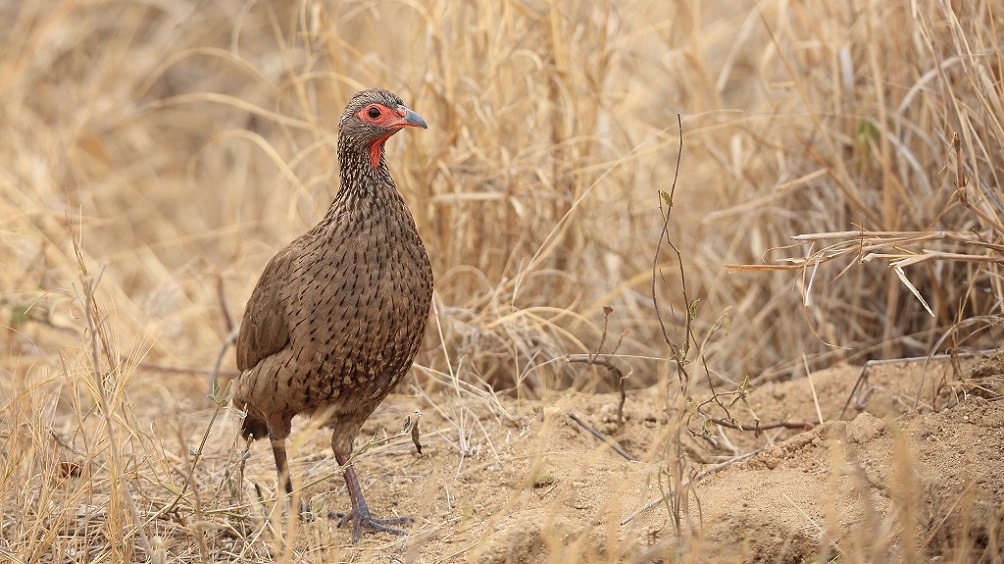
[233,88,433,543]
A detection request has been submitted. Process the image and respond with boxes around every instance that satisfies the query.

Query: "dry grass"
[3,0,1004,561]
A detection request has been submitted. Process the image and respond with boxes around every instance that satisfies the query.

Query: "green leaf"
[856,118,879,158]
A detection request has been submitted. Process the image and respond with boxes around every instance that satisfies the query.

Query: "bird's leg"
[329,450,413,543]
[269,434,293,496]
[270,433,312,518]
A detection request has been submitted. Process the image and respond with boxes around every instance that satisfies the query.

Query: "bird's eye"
[367,106,381,119]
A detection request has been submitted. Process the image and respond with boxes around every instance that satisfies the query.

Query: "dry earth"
[112,353,1004,563]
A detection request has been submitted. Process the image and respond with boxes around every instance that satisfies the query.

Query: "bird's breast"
[284,209,432,395]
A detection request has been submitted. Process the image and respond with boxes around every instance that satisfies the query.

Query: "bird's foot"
[327,509,413,543]
[297,499,315,522]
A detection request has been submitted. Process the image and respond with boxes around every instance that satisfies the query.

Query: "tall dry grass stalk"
[716,1,1004,375]
[2,0,1003,560]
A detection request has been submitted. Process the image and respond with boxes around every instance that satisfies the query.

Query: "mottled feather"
[235,244,295,373]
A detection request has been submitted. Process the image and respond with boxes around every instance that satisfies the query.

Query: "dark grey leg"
[329,450,412,543]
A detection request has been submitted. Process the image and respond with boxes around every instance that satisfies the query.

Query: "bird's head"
[338,88,427,170]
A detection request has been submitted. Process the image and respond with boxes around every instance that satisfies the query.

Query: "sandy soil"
[142,353,1004,562]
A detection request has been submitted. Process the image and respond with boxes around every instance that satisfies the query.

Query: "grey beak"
[400,106,428,129]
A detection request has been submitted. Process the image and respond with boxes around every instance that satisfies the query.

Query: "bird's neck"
[333,142,403,207]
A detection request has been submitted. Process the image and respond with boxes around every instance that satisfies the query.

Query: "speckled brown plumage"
[234,88,432,542]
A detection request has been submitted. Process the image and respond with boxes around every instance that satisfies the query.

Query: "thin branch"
[652,114,690,387]
[839,349,994,418]
[118,355,240,378]
[565,354,627,427]
[217,274,235,334]
[952,131,1004,236]
[705,415,817,432]
[567,413,636,462]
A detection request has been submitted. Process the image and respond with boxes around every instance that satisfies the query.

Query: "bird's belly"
[288,253,431,409]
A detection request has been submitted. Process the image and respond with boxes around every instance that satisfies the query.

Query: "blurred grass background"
[7,1,1003,394]
[2,0,1003,560]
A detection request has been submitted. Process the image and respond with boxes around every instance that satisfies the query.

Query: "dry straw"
[2,0,1002,561]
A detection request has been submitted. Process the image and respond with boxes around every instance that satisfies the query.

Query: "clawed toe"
[327,510,413,543]
[297,499,315,522]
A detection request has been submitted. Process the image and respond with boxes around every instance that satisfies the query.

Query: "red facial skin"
[354,103,426,169]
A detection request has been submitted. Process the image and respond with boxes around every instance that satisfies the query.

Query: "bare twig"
[952,131,1004,236]
[118,355,240,378]
[705,415,816,432]
[212,275,240,396]
[696,358,744,433]
[649,114,698,537]
[217,274,235,334]
[565,354,628,427]
[652,114,692,387]
[566,305,629,426]
[589,306,613,365]
[839,349,994,418]
[210,327,240,396]
[567,413,636,462]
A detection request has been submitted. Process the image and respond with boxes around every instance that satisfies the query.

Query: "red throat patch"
[368,132,393,170]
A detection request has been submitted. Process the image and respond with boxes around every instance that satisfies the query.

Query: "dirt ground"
[139,353,1004,563]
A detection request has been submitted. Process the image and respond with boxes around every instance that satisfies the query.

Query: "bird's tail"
[241,416,269,440]
[236,402,269,440]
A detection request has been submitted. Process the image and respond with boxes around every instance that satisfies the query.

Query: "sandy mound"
[195,355,1003,562]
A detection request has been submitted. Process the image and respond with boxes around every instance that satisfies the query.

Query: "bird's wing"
[235,244,297,372]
